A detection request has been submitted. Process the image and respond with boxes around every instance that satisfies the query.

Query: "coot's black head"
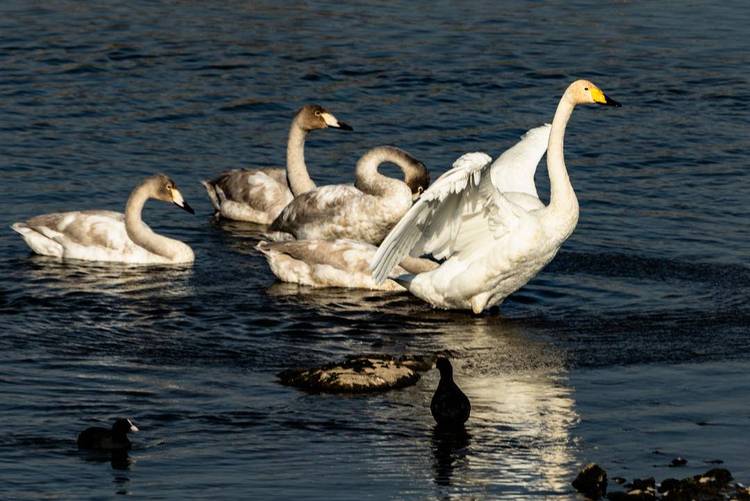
[435,357,453,378]
[112,418,139,435]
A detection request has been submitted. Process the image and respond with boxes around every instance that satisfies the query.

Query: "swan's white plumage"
[370,79,620,313]
[12,211,179,264]
[12,175,195,265]
[371,124,551,284]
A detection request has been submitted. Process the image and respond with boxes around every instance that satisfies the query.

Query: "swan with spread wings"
[370,80,620,313]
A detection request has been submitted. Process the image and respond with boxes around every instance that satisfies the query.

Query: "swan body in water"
[202,104,351,224]
[12,174,195,264]
[371,80,620,313]
[256,238,437,290]
[269,146,430,244]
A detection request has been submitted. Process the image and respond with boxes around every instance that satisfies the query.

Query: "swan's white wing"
[372,152,515,283]
[371,124,551,284]
[489,124,551,198]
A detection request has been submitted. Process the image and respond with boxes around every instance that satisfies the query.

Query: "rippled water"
[1,1,749,498]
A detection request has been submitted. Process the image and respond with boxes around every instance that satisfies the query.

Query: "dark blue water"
[1,1,749,498]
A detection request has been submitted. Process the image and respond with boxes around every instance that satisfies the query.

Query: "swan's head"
[298,104,353,132]
[113,418,139,434]
[152,174,195,214]
[567,80,621,107]
[406,161,430,201]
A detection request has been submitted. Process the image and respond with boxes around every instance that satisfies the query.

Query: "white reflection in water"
[24,255,194,300]
[367,320,579,497]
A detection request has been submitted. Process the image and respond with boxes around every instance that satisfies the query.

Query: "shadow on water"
[431,426,470,486]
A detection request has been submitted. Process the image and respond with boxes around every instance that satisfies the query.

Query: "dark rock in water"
[572,463,608,499]
[607,490,656,500]
[613,477,627,485]
[658,478,680,493]
[703,459,724,465]
[625,478,655,491]
[695,468,732,488]
[735,484,750,500]
[669,457,688,467]
[277,354,431,393]
[660,468,734,500]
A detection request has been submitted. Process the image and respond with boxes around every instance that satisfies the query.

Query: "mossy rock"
[278,354,434,393]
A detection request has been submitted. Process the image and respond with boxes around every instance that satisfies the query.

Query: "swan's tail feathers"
[201,180,221,212]
[11,222,64,257]
[393,273,416,290]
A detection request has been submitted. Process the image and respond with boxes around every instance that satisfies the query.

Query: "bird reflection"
[79,448,133,471]
[22,255,193,300]
[431,425,470,486]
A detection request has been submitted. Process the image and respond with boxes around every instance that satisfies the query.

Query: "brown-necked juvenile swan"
[12,174,195,264]
[370,80,621,313]
[268,146,430,244]
[202,104,352,224]
[256,238,438,290]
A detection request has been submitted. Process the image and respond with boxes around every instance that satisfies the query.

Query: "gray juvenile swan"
[268,146,430,244]
[12,174,195,264]
[202,104,351,224]
[256,238,438,290]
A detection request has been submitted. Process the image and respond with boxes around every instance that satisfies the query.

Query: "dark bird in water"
[430,357,470,428]
[77,418,139,450]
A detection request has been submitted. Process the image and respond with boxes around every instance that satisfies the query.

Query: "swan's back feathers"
[270,184,361,230]
[489,124,551,197]
[25,211,129,250]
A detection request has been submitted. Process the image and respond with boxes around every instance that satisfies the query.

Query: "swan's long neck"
[545,93,580,236]
[286,115,316,196]
[124,182,187,261]
[354,146,418,198]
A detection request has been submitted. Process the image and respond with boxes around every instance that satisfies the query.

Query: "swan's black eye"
[584,87,589,91]
[314,111,321,117]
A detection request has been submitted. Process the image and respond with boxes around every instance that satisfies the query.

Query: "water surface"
[1,1,749,498]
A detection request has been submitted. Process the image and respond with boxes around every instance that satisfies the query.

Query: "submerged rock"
[598,466,740,501]
[572,463,608,499]
[278,354,434,393]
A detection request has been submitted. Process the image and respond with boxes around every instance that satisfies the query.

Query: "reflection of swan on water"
[12,175,195,265]
[19,256,193,300]
[372,80,621,313]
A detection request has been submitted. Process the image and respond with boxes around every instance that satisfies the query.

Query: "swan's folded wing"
[28,210,129,250]
[489,124,550,197]
[370,152,497,283]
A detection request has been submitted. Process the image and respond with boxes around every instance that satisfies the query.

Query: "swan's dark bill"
[176,200,195,214]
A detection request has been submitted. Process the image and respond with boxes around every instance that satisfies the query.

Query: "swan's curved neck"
[124,183,186,261]
[546,93,579,230]
[286,115,316,196]
[354,146,417,197]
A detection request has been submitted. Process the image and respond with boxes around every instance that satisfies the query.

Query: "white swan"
[256,238,438,290]
[202,104,352,224]
[12,174,195,264]
[268,146,430,244]
[370,80,620,313]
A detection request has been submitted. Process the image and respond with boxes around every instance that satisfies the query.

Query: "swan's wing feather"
[26,210,130,250]
[490,124,551,197]
[371,152,494,283]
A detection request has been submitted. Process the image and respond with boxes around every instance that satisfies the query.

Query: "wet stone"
[613,477,627,485]
[277,354,434,393]
[669,457,688,467]
[572,463,608,499]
